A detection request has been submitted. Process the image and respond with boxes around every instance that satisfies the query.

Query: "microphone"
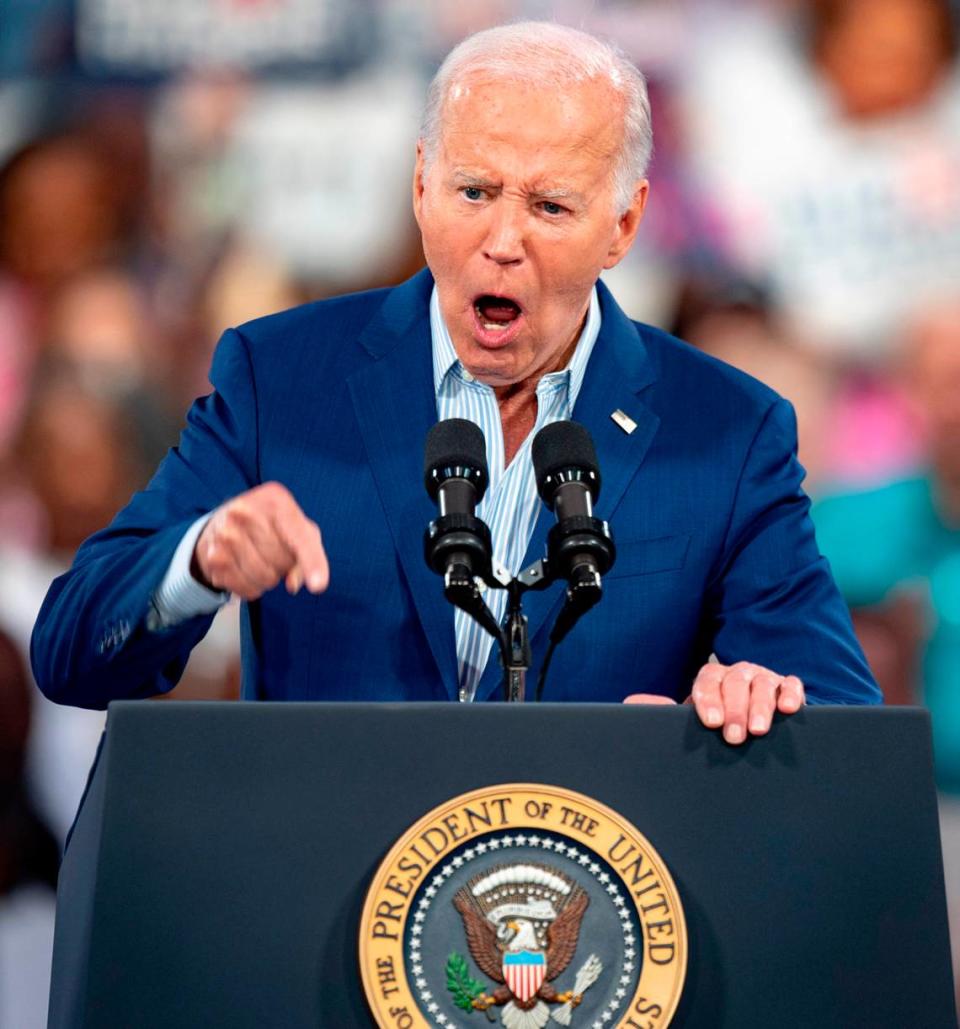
[531,421,616,701]
[423,417,494,592]
[532,420,615,592]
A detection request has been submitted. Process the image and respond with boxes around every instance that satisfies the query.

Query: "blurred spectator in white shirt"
[681,0,960,359]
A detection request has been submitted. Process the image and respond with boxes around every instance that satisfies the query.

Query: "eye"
[539,200,567,216]
[461,186,484,202]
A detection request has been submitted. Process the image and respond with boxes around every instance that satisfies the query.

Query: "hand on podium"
[624,660,805,746]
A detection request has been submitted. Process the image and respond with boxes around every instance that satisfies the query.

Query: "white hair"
[420,21,653,214]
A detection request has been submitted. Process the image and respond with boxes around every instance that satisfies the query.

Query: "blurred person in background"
[0,133,125,297]
[679,0,960,492]
[0,132,137,534]
[812,298,960,782]
[682,0,960,359]
[0,373,148,848]
[0,370,239,851]
[669,273,836,491]
[43,265,180,467]
[812,0,955,120]
[148,71,254,276]
[0,625,59,1029]
[186,242,309,411]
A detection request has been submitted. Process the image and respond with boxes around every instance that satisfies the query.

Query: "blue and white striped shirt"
[430,286,601,701]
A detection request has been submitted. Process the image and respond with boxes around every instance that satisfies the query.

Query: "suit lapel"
[348,270,461,700]
[475,280,661,702]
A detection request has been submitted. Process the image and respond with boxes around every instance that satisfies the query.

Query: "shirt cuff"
[147,515,228,632]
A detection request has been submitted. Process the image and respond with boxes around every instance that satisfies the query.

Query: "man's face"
[413,73,648,387]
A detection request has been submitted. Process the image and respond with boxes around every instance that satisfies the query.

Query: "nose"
[482,200,525,266]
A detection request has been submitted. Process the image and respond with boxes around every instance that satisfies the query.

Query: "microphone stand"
[496,559,552,703]
[443,562,548,704]
[498,562,552,703]
[428,525,612,704]
[502,581,530,703]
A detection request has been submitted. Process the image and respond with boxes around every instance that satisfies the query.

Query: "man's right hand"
[192,482,329,600]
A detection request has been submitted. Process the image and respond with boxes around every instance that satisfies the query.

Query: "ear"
[602,180,649,270]
[412,140,426,227]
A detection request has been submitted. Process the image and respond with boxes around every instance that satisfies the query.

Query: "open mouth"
[474,294,522,332]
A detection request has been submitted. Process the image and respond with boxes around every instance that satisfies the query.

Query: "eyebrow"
[451,171,498,188]
[451,171,586,206]
[532,187,586,206]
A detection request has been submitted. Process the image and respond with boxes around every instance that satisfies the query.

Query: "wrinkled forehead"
[436,71,625,162]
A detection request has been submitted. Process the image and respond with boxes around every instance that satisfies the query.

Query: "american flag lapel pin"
[611,409,637,435]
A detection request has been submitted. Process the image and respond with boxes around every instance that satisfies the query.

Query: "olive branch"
[446,951,487,1013]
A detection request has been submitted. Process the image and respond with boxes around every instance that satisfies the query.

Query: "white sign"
[78,0,342,70]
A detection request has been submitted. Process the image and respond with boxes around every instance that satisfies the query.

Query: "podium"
[49,703,955,1028]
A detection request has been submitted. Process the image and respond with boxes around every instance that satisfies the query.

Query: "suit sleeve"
[30,328,259,709]
[706,397,881,705]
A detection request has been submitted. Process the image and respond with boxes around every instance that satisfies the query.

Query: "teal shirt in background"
[813,475,960,790]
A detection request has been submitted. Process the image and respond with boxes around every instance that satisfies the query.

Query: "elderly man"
[31,23,880,741]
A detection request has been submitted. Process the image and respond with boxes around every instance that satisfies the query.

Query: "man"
[31,23,880,743]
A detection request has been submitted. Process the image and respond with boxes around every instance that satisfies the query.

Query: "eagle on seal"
[452,873,590,1029]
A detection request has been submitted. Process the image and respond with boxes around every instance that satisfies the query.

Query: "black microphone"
[532,420,615,591]
[531,421,616,700]
[423,418,493,585]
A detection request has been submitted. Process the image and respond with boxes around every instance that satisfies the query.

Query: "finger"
[286,566,304,594]
[747,672,780,736]
[720,664,754,745]
[778,675,805,714]
[272,507,329,593]
[623,694,678,705]
[690,664,725,729]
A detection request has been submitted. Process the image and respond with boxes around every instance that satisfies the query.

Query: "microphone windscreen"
[424,419,489,501]
[531,420,600,504]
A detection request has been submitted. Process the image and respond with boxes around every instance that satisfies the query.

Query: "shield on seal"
[503,950,547,1003]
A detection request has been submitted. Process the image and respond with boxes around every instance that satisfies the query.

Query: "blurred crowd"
[2,0,960,1022]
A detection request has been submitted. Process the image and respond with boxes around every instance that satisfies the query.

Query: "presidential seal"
[359,784,687,1028]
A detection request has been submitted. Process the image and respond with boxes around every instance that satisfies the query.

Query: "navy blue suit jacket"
[31,270,880,709]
